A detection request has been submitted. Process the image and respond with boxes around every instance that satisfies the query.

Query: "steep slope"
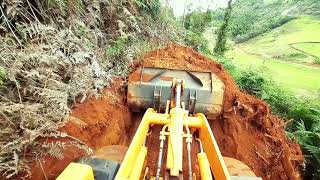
[0,1,181,179]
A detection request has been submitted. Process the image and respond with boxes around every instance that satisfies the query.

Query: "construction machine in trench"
[57,68,261,180]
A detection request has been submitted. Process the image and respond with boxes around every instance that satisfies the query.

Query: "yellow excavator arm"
[114,107,230,180]
[57,68,261,180]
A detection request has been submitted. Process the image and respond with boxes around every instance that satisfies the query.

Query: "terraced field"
[226,17,320,96]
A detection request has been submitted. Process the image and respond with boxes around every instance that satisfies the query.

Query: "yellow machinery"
[57,68,261,180]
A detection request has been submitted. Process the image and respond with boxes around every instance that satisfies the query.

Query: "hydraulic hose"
[187,142,192,180]
[156,125,169,180]
[156,138,165,180]
[185,112,192,180]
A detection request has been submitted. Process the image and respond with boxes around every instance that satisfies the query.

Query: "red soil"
[30,79,132,180]
[30,44,303,180]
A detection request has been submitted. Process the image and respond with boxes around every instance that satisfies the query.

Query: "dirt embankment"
[30,79,133,179]
[31,44,303,180]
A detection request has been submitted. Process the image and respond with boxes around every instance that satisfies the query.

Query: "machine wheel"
[91,145,128,163]
[76,146,129,180]
[223,157,257,177]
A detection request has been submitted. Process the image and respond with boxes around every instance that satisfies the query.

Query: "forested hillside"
[204,0,320,43]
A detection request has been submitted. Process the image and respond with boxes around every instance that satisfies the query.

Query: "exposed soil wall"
[30,79,133,179]
[30,44,303,180]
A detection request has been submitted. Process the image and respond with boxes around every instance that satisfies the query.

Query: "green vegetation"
[237,17,320,64]
[227,47,320,96]
[225,16,320,96]
[183,10,213,53]
[287,100,320,172]
[229,0,296,43]
[291,43,320,58]
[135,0,161,18]
[184,11,213,33]
[290,0,320,17]
[107,37,128,59]
[214,0,233,56]
[234,68,272,97]
[184,31,210,54]
[209,0,320,44]
[217,57,320,179]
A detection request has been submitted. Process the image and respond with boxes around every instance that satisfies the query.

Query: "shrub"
[214,0,233,56]
[215,57,272,95]
[184,11,213,34]
[261,85,296,116]
[215,56,237,73]
[315,57,320,64]
[106,37,128,59]
[287,53,308,59]
[287,101,320,179]
[234,67,272,97]
[184,31,211,54]
[134,0,161,19]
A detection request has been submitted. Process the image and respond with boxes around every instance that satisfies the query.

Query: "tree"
[214,0,233,56]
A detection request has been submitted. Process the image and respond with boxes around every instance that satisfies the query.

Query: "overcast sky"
[162,0,230,16]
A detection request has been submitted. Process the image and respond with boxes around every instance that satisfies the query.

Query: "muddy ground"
[30,44,303,180]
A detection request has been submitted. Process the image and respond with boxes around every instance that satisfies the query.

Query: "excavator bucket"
[127,67,225,118]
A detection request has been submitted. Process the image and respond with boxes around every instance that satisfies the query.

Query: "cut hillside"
[29,44,303,180]
[0,1,181,179]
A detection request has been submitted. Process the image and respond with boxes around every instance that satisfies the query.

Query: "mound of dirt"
[30,44,303,180]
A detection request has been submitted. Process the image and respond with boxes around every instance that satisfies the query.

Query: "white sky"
[162,0,230,17]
